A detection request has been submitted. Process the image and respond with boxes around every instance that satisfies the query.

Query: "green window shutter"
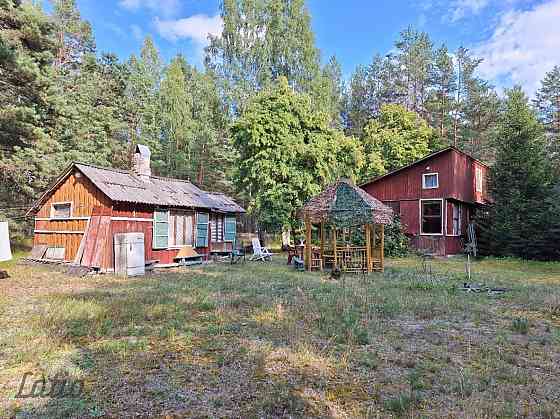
[196,213,209,247]
[224,216,236,242]
[153,210,169,249]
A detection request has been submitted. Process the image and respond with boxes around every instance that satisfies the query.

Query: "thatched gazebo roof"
[300,178,393,227]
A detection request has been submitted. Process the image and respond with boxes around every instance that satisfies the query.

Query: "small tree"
[232,77,363,232]
[489,87,555,260]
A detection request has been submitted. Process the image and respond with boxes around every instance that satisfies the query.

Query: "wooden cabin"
[360,147,491,256]
[27,145,245,272]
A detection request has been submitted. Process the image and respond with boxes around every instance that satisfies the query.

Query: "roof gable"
[359,147,489,188]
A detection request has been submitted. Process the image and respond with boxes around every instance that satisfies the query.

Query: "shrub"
[384,216,410,257]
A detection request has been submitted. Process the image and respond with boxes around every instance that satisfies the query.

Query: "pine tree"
[395,27,433,117]
[534,66,560,172]
[52,0,95,72]
[489,87,554,260]
[125,36,163,165]
[54,53,129,168]
[0,0,63,238]
[427,45,456,140]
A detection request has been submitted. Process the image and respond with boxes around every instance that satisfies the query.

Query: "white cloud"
[119,0,180,17]
[450,0,490,21]
[154,15,223,45]
[474,0,560,95]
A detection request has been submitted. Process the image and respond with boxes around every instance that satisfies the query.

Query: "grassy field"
[1,255,560,418]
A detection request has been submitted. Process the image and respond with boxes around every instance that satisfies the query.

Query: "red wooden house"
[360,147,491,256]
[27,145,245,272]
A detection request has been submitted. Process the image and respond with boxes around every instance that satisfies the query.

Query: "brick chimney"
[133,144,151,181]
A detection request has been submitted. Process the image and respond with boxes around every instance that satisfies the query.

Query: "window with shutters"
[153,210,169,249]
[196,213,209,247]
[169,211,193,247]
[211,214,224,242]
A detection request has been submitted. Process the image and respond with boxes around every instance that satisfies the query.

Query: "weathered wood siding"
[33,232,84,261]
[36,170,111,218]
[33,169,112,261]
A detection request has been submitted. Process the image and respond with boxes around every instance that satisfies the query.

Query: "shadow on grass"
[12,262,354,418]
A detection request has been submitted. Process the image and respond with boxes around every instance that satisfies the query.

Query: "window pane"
[422,201,442,234]
[176,215,184,245]
[53,203,71,218]
[169,214,175,246]
[452,204,461,235]
[185,215,193,245]
[424,174,438,188]
[423,202,441,216]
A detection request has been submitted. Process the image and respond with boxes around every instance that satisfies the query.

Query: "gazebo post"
[332,227,337,268]
[320,222,325,260]
[305,216,312,271]
[365,224,372,273]
[380,224,385,272]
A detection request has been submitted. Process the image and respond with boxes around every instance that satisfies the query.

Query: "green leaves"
[232,78,362,230]
[488,87,558,260]
[359,104,434,182]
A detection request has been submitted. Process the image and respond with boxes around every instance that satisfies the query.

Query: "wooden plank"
[333,228,337,268]
[365,224,372,273]
[74,219,90,265]
[81,215,101,267]
[380,224,385,272]
[304,217,312,271]
[91,215,112,268]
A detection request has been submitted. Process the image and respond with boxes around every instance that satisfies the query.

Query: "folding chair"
[249,238,274,262]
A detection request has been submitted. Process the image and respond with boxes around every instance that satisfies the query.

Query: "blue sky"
[53,0,560,95]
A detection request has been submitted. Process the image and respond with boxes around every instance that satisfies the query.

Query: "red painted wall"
[361,148,489,255]
[362,149,490,204]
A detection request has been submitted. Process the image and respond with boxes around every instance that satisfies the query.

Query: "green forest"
[1,0,559,259]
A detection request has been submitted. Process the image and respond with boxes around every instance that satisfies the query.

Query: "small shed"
[300,178,393,273]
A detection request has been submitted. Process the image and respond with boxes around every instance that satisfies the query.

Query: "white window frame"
[475,166,483,193]
[451,202,462,236]
[50,202,73,219]
[419,198,444,236]
[422,173,439,189]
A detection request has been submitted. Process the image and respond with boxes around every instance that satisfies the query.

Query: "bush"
[384,215,410,257]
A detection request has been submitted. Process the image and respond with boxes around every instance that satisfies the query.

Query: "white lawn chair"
[250,238,274,262]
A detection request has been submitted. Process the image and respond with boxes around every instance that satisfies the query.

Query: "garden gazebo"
[300,178,393,273]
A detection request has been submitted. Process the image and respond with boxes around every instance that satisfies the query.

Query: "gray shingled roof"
[74,163,245,213]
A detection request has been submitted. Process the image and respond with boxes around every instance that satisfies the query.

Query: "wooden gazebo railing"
[300,179,393,273]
